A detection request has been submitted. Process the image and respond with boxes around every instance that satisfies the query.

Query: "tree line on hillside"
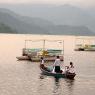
[0,23,17,33]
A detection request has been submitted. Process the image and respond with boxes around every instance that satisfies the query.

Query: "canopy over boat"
[20,39,64,61]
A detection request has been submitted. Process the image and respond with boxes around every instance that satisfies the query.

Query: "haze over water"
[0,34,95,95]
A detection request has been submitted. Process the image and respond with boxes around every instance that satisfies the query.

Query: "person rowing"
[53,56,61,73]
[40,57,50,72]
[40,57,45,69]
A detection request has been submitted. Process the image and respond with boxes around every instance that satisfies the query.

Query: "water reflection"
[65,79,75,88]
[53,78,61,95]
[40,74,45,79]
[53,78,75,95]
[64,79,75,95]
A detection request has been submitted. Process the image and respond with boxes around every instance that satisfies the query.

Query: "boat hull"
[16,56,30,60]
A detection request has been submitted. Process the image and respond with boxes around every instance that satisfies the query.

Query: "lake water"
[0,34,95,95]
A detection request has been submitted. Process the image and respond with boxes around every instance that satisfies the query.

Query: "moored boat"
[16,56,30,60]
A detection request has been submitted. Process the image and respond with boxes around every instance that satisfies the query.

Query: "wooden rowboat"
[40,64,76,79]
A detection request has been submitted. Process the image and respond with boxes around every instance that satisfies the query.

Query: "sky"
[0,0,95,8]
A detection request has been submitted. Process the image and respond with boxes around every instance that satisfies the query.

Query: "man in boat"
[65,62,75,74]
[40,57,50,71]
[53,56,61,73]
[69,62,75,73]
[40,57,45,69]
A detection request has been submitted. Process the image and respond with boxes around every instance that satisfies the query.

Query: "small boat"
[40,64,76,79]
[16,56,30,60]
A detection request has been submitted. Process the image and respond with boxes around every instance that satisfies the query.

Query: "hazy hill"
[2,4,95,32]
[28,4,95,32]
[0,23,17,33]
[49,25,95,36]
[0,8,95,36]
[86,8,95,19]
[0,8,49,34]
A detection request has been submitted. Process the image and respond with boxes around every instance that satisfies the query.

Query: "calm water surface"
[0,34,95,95]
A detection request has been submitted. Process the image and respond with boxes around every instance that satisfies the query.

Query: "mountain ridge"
[0,7,95,36]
